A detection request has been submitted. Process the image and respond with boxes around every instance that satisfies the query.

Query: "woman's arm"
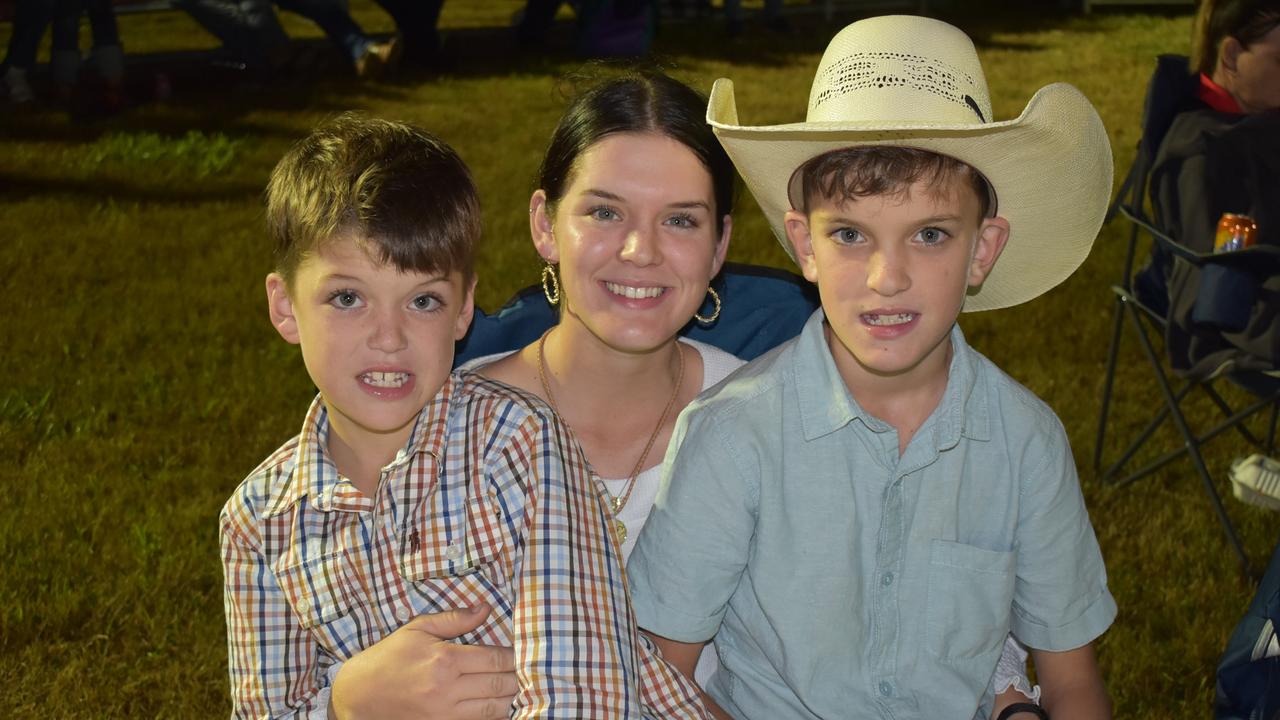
[507,410,706,719]
[647,634,733,720]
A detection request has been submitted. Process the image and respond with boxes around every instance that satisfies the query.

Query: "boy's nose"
[619,225,661,266]
[866,251,910,296]
[368,310,409,353]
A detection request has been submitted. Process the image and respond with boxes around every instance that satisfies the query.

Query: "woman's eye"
[589,206,618,221]
[666,213,698,229]
[329,291,362,309]
[411,294,441,311]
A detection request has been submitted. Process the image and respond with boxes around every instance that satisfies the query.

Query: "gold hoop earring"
[541,263,561,306]
[693,287,721,325]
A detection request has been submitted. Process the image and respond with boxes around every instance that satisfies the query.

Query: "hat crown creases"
[806,17,993,126]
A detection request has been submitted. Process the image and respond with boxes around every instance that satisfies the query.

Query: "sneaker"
[4,67,34,105]
[1229,453,1280,510]
[355,36,402,80]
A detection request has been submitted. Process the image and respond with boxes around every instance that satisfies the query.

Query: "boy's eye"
[831,227,863,244]
[328,290,362,309]
[917,227,950,245]
[411,294,442,311]
[589,206,619,221]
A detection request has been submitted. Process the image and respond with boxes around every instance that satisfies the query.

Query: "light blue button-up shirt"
[629,309,1116,720]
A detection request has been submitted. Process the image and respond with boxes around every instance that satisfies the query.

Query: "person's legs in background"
[274,0,399,78]
[372,0,443,66]
[2,0,56,104]
[85,0,125,99]
[50,0,85,101]
[171,0,290,70]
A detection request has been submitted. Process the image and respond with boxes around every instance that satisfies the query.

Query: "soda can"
[1215,213,1258,253]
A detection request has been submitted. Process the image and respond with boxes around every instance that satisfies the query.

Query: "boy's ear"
[969,216,1010,287]
[529,190,559,264]
[784,210,819,283]
[265,273,301,345]
[710,214,733,279]
[454,275,478,341]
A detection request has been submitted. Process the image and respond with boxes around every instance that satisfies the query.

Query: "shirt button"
[445,543,463,560]
[881,572,894,587]
[879,681,893,697]
[395,606,410,622]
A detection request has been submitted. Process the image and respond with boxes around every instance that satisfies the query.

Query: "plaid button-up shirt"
[222,372,706,719]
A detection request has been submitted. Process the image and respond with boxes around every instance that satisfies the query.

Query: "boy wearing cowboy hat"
[627,15,1117,720]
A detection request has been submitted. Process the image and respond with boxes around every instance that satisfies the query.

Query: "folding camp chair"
[1094,55,1280,577]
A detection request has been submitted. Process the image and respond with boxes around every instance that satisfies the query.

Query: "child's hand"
[329,604,517,720]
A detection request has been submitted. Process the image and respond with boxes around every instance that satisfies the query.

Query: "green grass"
[2,3,1275,718]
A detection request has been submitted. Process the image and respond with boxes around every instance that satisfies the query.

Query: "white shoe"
[1229,453,1280,510]
[4,67,33,105]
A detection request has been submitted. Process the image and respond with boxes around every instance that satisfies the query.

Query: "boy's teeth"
[362,371,409,388]
[605,282,664,300]
[864,313,915,326]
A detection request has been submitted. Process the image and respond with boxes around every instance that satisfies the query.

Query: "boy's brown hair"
[266,113,480,287]
[797,146,993,221]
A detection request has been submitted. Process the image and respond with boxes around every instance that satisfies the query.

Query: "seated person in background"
[1143,0,1280,378]
[628,15,1117,720]
[220,113,707,719]
[1215,532,1280,719]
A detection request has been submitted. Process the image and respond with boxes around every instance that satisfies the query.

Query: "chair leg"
[1201,384,1266,447]
[1095,294,1129,474]
[1125,307,1252,576]
[1269,401,1278,456]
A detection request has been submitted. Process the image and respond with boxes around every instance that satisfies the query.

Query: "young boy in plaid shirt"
[221,113,706,720]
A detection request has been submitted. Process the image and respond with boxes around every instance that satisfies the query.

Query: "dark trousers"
[3,0,56,70]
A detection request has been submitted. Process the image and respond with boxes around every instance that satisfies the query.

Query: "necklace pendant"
[614,518,628,545]
[611,496,625,514]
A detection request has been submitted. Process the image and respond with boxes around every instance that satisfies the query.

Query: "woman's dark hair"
[1193,0,1280,75]
[536,70,735,235]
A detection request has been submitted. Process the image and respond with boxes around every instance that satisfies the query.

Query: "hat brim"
[708,79,1113,312]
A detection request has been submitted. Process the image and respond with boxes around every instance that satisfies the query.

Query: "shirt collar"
[793,309,990,446]
[1198,72,1243,114]
[263,375,457,517]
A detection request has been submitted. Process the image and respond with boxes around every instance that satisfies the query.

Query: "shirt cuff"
[1012,588,1118,651]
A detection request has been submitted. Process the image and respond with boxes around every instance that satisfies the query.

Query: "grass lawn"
[2,1,1277,717]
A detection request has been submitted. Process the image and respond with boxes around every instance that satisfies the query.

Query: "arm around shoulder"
[504,407,703,718]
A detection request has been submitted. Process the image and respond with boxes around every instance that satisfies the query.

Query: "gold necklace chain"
[535,328,685,545]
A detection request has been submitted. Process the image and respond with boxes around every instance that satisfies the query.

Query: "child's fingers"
[400,604,492,640]
[453,692,518,720]
[445,642,518,674]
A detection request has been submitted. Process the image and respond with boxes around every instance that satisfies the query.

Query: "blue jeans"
[277,0,370,63]
[172,0,288,67]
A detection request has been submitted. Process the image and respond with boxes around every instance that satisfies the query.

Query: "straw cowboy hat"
[707,15,1113,311]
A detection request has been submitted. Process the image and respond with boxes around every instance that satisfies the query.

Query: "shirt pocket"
[400,495,508,580]
[925,539,1015,663]
[275,552,357,650]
